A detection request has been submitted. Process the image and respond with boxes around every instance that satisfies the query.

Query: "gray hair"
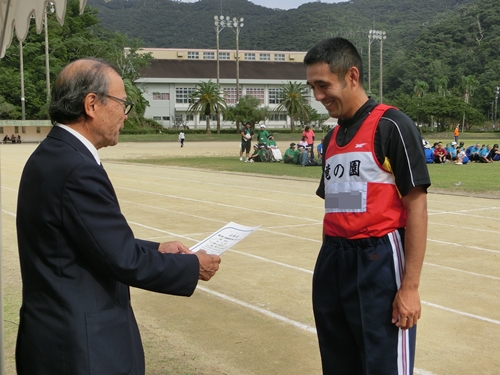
[304,37,364,87]
[49,58,117,125]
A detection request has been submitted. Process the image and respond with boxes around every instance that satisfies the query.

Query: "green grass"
[126,154,500,198]
[121,133,500,197]
[126,156,324,180]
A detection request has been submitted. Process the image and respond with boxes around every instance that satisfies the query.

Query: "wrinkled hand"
[158,241,193,254]
[195,250,221,281]
[392,287,421,330]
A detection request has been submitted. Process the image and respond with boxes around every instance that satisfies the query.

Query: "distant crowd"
[239,122,323,166]
[2,134,22,144]
[423,139,500,164]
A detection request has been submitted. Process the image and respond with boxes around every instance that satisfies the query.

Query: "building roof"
[139,59,307,81]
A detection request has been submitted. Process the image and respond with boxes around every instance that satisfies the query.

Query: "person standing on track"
[305,37,430,375]
[240,121,254,161]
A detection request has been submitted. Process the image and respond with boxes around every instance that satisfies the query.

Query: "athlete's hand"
[392,287,421,330]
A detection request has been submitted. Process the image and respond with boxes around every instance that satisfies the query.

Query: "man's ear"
[83,92,99,119]
[346,67,361,87]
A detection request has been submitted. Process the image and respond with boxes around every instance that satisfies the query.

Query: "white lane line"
[424,263,500,281]
[2,209,16,217]
[422,301,500,326]
[196,285,317,334]
[118,187,320,222]
[229,250,314,274]
[428,239,500,255]
[110,171,315,197]
[427,221,499,234]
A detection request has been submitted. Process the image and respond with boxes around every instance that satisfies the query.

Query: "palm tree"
[188,80,226,134]
[275,81,310,131]
[413,80,429,99]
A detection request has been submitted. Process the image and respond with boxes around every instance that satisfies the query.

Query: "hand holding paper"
[190,222,259,256]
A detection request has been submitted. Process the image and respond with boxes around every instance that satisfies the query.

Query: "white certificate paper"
[190,222,259,256]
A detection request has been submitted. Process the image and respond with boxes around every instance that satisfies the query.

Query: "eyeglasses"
[104,94,134,115]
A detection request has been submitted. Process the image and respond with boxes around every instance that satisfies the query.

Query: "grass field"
[127,155,500,196]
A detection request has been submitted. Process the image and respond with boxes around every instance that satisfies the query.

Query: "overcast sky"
[179,0,345,10]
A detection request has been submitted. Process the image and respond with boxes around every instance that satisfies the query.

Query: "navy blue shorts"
[312,229,416,375]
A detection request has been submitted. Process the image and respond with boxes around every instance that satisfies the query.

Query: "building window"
[244,53,255,61]
[260,53,270,61]
[203,52,215,60]
[187,51,199,59]
[269,113,287,121]
[200,114,217,121]
[274,53,285,61]
[245,88,265,104]
[36,126,40,134]
[162,116,170,121]
[176,88,196,103]
[0,127,3,133]
[269,88,284,104]
[153,116,162,121]
[223,88,242,104]
[153,93,170,101]
[219,52,230,60]
[185,114,194,122]
[14,126,19,133]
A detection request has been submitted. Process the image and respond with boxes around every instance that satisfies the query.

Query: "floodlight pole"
[20,40,26,120]
[368,29,386,102]
[44,3,55,103]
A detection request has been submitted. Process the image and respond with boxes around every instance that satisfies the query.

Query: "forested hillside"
[87,0,500,119]
[87,0,474,54]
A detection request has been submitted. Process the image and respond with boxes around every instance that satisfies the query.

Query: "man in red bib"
[305,37,430,375]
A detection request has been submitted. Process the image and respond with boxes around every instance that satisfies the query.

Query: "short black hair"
[304,37,364,86]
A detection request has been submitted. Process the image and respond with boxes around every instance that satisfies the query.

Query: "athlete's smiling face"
[306,62,357,120]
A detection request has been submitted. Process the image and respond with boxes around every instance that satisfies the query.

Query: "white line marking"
[197,285,316,334]
[424,263,500,281]
[422,301,500,326]
[119,187,320,222]
[427,239,500,255]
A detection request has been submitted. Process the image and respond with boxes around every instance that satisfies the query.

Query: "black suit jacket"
[16,126,200,375]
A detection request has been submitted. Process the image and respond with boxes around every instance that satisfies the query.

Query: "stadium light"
[368,30,386,103]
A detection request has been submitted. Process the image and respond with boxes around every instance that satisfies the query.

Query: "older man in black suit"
[15,58,221,375]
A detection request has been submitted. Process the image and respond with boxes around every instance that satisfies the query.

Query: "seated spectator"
[259,144,270,162]
[446,142,457,161]
[423,142,434,164]
[284,143,300,164]
[487,144,500,162]
[298,135,308,149]
[317,138,324,161]
[478,144,492,163]
[304,147,320,166]
[298,145,309,166]
[2,135,10,143]
[248,144,262,162]
[433,142,447,163]
[17,135,22,143]
[467,143,481,161]
[455,147,469,164]
[266,134,277,148]
[11,134,16,144]
[265,134,282,162]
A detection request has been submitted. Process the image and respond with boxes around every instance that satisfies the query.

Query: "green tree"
[0,0,153,126]
[225,96,270,129]
[188,80,226,134]
[275,81,310,131]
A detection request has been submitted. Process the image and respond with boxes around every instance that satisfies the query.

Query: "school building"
[135,48,331,129]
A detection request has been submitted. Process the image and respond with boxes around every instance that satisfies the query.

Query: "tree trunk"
[206,118,211,134]
[216,109,220,134]
[290,115,295,131]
